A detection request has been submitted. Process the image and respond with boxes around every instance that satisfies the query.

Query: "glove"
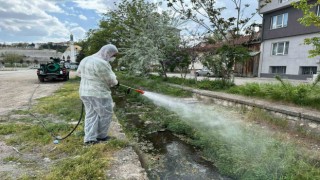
[126,88,131,94]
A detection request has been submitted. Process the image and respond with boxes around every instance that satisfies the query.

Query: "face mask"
[109,57,116,62]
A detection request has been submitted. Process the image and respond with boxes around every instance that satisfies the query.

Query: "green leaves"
[201,44,250,81]
[2,52,23,65]
[293,0,320,57]
[167,0,259,41]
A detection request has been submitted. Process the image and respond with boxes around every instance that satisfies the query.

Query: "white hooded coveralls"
[77,44,118,143]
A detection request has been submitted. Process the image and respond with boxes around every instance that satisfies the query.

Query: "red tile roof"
[193,32,261,52]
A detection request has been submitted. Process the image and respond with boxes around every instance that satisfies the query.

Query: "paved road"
[162,73,311,85]
[0,68,77,115]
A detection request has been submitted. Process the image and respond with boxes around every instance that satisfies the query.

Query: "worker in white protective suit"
[77,44,119,145]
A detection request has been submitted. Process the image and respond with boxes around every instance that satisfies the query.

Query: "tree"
[117,9,181,77]
[78,0,186,77]
[202,45,250,80]
[79,0,156,57]
[163,46,191,78]
[180,25,205,80]
[79,0,160,57]
[19,59,24,65]
[75,40,88,62]
[3,53,22,66]
[166,0,261,81]
[293,0,320,57]
[84,0,182,77]
[166,0,263,42]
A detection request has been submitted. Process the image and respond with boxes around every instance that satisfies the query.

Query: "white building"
[61,34,81,63]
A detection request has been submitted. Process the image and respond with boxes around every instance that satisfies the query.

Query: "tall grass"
[143,73,320,110]
[228,82,320,109]
[117,73,192,97]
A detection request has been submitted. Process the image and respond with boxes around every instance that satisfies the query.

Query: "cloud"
[73,0,117,14]
[79,14,87,20]
[0,0,70,42]
[70,26,87,41]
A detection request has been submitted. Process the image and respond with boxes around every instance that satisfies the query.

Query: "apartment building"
[259,0,320,80]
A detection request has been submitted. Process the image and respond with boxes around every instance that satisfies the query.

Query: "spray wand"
[119,84,145,94]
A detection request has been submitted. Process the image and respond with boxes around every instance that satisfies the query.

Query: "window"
[272,41,289,55]
[270,66,286,74]
[301,66,317,75]
[279,0,290,3]
[271,13,288,29]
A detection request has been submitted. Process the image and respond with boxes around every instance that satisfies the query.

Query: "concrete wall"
[0,48,61,57]
[259,33,319,77]
[194,93,320,138]
[0,48,62,63]
[167,83,320,138]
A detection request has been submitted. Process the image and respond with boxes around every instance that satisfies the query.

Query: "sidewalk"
[107,117,148,180]
[162,73,311,86]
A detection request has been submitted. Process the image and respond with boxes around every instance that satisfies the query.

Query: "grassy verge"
[0,77,127,180]
[116,73,320,179]
[116,73,193,97]
[228,82,320,110]
[146,74,320,110]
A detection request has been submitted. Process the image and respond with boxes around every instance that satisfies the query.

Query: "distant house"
[61,34,81,63]
[259,0,320,80]
[190,31,261,77]
[61,45,81,62]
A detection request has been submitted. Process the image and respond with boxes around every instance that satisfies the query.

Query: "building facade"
[190,32,261,77]
[61,34,81,63]
[259,0,320,80]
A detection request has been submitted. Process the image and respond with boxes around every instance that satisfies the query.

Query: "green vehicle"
[37,57,70,82]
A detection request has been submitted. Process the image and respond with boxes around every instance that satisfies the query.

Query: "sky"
[0,0,261,44]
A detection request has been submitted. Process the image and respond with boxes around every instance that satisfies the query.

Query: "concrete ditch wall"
[168,84,320,136]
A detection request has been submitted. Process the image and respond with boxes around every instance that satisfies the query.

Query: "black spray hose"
[53,103,84,144]
[28,84,85,144]
[54,83,145,143]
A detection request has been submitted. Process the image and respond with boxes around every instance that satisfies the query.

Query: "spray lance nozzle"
[135,89,145,94]
[119,84,144,95]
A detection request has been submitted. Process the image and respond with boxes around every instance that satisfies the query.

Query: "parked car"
[195,67,214,77]
[69,62,79,70]
[65,62,79,70]
[29,64,40,69]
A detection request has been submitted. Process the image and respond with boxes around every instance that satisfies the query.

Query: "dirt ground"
[0,69,65,116]
[0,69,147,179]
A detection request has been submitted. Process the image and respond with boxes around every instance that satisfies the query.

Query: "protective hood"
[92,44,118,61]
